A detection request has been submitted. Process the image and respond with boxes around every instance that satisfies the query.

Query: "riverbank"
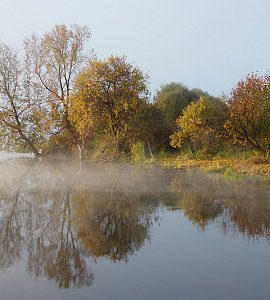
[155,153,270,177]
[1,149,270,177]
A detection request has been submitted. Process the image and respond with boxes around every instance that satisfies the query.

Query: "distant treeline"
[0,25,269,159]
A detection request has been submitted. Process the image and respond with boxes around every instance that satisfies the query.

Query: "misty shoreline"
[0,151,269,178]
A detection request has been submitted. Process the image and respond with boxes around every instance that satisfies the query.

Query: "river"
[0,158,269,300]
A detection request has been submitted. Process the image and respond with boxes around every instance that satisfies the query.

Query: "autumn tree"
[226,73,270,156]
[154,82,208,147]
[72,55,149,157]
[0,25,92,156]
[0,42,47,156]
[24,24,91,151]
[129,103,165,156]
[68,95,96,158]
[170,96,228,154]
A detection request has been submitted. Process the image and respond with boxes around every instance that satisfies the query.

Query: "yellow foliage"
[71,55,149,153]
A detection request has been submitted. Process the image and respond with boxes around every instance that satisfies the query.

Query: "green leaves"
[170,96,228,154]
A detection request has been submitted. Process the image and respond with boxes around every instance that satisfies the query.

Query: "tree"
[24,24,91,151]
[68,95,96,158]
[72,55,149,156]
[0,25,92,156]
[170,96,228,153]
[226,73,270,155]
[0,43,47,156]
[154,82,208,147]
[129,103,165,156]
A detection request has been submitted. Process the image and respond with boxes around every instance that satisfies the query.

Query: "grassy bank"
[153,151,270,177]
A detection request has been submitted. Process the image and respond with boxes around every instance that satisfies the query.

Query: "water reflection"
[0,161,94,288]
[171,170,270,239]
[0,160,173,288]
[73,188,153,261]
[0,160,270,289]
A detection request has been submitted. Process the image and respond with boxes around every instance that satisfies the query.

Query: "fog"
[0,157,270,291]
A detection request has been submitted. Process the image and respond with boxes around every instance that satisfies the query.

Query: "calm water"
[0,158,270,300]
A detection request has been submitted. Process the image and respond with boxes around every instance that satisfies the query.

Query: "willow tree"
[24,24,92,151]
[71,55,150,156]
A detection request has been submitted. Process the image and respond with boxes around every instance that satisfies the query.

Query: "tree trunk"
[18,129,41,157]
[77,139,85,160]
[147,139,154,159]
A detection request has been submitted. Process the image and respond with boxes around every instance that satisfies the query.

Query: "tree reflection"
[0,162,94,288]
[171,170,270,239]
[0,161,161,287]
[72,186,153,262]
[0,161,32,270]
[1,160,270,289]
[25,190,94,288]
[0,187,22,269]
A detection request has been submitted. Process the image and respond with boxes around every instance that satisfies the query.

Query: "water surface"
[0,158,270,300]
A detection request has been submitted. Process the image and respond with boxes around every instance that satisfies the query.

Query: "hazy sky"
[0,0,269,97]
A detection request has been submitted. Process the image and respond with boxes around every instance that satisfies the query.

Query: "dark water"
[0,159,270,300]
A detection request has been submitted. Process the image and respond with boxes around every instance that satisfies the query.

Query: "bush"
[226,73,270,156]
[170,96,228,154]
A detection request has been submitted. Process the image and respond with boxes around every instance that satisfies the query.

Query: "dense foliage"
[154,83,208,146]
[71,55,150,158]
[226,73,270,156]
[0,24,269,159]
[170,96,228,154]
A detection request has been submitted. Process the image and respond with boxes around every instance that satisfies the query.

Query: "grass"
[156,150,270,177]
[223,167,244,180]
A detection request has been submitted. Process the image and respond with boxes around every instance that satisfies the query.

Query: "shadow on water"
[0,158,270,288]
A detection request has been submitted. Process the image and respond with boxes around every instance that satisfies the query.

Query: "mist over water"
[0,158,270,300]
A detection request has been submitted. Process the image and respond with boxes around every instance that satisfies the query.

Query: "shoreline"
[1,152,270,178]
[156,156,270,178]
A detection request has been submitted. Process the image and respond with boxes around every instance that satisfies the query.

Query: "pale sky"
[0,0,269,97]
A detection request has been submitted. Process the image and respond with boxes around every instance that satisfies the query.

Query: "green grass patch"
[223,167,243,180]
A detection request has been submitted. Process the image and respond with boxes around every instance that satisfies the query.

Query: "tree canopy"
[71,55,150,156]
[154,82,208,147]
[170,96,228,153]
[155,82,207,126]
[225,73,270,155]
[0,24,92,156]
[0,24,269,160]
[0,42,47,156]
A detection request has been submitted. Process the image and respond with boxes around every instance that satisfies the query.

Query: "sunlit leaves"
[71,55,150,155]
[170,96,228,153]
[226,73,270,154]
